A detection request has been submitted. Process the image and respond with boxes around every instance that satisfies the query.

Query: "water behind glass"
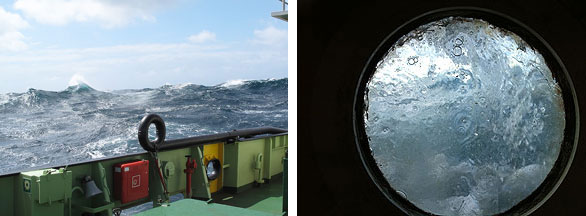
[364,17,565,215]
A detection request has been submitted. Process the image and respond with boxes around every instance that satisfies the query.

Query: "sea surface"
[0,78,287,175]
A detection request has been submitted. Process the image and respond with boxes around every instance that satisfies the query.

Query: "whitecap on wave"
[0,78,288,175]
[220,79,250,87]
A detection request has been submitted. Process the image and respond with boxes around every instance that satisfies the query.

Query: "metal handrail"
[158,127,287,151]
[138,114,287,152]
[0,125,287,177]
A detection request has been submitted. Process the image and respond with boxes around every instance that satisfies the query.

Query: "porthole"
[353,8,578,215]
[206,158,222,181]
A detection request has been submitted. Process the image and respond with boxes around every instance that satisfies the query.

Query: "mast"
[271,0,288,22]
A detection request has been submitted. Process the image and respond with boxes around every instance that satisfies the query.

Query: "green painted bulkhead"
[223,135,288,192]
[0,133,287,216]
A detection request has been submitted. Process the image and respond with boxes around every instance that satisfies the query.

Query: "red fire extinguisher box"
[114,160,149,203]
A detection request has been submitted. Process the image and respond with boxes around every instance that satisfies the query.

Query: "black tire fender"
[138,114,166,152]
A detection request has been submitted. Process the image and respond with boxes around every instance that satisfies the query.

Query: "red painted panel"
[114,160,149,204]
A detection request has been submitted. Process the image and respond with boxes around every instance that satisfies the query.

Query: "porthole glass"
[206,158,221,180]
[354,10,578,216]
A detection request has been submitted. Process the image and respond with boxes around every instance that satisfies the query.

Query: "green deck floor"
[212,175,284,215]
[134,199,278,216]
[136,175,284,216]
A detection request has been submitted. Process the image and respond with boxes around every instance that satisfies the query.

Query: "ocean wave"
[220,79,249,87]
[0,78,287,175]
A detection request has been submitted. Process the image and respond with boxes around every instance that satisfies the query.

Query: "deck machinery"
[0,114,288,216]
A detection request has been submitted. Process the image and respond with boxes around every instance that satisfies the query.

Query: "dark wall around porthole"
[298,0,586,215]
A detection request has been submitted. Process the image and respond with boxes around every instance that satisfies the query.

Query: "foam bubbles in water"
[364,17,564,215]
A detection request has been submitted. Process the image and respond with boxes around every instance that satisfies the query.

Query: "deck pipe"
[138,114,287,152]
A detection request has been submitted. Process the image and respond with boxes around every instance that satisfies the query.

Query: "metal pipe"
[155,158,169,195]
[69,186,84,216]
[184,155,197,198]
[159,127,287,151]
[138,114,287,152]
[276,0,287,11]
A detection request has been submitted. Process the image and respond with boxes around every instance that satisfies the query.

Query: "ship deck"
[137,174,285,215]
[212,175,284,215]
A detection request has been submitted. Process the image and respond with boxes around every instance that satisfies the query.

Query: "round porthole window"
[353,8,578,215]
[206,158,222,181]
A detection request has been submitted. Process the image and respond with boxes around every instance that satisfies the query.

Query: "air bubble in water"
[455,37,464,46]
[408,56,419,65]
[453,46,463,56]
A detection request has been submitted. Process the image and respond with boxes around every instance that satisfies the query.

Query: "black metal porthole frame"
[352,7,579,216]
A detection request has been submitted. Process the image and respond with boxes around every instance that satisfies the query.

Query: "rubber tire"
[137,114,166,152]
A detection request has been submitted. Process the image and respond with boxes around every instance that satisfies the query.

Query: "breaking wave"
[0,78,287,175]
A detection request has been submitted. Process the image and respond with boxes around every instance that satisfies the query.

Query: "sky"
[0,0,288,93]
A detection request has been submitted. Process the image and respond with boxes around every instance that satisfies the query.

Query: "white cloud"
[13,0,173,28]
[188,30,216,43]
[0,6,29,51]
[0,31,28,51]
[252,26,287,46]
[0,7,28,33]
